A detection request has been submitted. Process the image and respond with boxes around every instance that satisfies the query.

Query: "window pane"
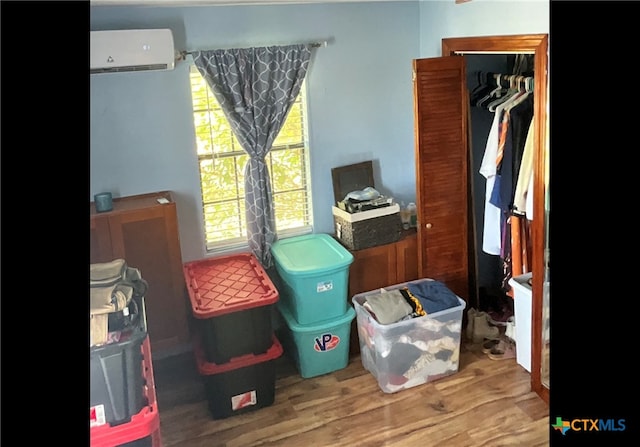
[203,201,246,243]
[274,101,303,147]
[199,157,243,203]
[273,190,309,230]
[270,148,304,192]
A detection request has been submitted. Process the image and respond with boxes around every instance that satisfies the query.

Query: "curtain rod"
[178,41,327,61]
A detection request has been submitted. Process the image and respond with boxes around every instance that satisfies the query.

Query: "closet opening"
[465,52,535,331]
[441,34,549,404]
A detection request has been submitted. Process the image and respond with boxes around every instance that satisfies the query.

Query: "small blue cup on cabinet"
[94,192,113,213]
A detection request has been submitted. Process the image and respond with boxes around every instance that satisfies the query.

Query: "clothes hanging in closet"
[513,122,535,217]
[476,72,534,293]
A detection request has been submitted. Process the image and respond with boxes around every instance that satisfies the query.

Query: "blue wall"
[90,0,549,263]
[419,0,549,57]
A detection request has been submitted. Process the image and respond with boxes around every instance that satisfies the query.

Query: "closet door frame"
[441,34,549,405]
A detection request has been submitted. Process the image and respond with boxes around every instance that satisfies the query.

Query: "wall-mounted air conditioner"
[90,29,176,74]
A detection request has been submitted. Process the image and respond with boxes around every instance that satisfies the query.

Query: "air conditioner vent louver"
[90,64,170,74]
[90,29,175,74]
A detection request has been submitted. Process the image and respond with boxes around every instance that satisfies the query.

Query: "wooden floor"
[152,338,549,447]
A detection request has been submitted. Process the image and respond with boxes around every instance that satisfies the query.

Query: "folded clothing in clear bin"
[407,280,460,314]
[361,280,459,326]
[363,290,413,324]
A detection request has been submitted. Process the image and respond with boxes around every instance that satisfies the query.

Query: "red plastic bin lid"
[194,334,283,375]
[183,253,279,319]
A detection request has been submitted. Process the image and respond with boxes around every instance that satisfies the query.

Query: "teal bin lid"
[271,233,354,275]
[278,301,355,332]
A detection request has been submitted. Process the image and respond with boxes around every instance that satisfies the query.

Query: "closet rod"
[178,40,328,60]
[454,51,534,55]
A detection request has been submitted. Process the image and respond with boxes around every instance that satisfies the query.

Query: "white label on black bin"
[90,404,106,427]
[232,390,257,411]
[317,280,333,293]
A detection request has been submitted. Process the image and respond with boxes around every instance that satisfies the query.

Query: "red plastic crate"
[183,253,279,363]
[91,336,162,447]
[184,253,279,318]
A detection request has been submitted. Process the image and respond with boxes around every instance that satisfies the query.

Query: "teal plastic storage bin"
[277,302,355,378]
[270,233,354,325]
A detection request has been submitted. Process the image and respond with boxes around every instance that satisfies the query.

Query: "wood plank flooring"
[152,339,549,446]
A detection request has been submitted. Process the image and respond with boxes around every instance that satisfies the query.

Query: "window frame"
[188,64,314,254]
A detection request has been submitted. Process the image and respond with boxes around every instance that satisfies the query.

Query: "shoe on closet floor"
[481,338,501,354]
[472,312,500,344]
[466,308,478,341]
[486,302,514,326]
[505,316,516,342]
[487,338,516,361]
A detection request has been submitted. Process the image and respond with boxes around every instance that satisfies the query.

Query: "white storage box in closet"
[508,273,532,372]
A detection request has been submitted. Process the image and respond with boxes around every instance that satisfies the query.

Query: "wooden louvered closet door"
[412,56,469,300]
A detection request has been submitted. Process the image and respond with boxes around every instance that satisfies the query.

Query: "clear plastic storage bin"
[352,279,465,393]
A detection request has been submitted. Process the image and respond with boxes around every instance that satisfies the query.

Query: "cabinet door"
[90,215,114,263]
[396,233,419,283]
[108,203,190,354]
[348,243,397,299]
[413,56,469,300]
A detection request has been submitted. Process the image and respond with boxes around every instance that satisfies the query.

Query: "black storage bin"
[195,334,283,420]
[199,306,274,363]
[90,295,148,427]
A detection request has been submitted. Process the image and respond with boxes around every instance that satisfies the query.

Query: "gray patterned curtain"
[193,44,312,268]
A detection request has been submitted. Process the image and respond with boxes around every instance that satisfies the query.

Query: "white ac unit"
[90,29,176,74]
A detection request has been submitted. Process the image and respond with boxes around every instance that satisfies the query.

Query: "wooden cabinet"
[395,231,420,286]
[90,191,190,357]
[346,229,419,354]
[348,230,418,298]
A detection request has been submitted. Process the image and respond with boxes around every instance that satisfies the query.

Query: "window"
[189,65,313,252]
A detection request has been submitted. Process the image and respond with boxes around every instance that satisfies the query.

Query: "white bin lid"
[508,272,532,298]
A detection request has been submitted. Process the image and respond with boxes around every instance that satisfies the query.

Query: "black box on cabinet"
[332,204,402,251]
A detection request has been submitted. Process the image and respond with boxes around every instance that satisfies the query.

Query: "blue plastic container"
[270,233,354,325]
[277,301,355,378]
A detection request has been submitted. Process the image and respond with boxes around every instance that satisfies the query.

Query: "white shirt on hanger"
[479,105,506,256]
[479,86,529,255]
